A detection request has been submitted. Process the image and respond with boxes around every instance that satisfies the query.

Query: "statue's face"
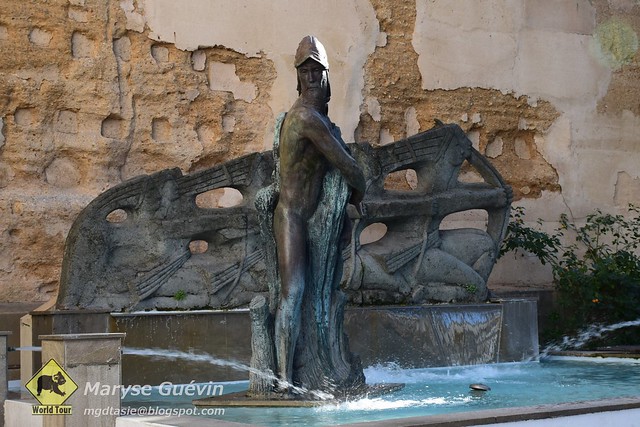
[297,58,328,99]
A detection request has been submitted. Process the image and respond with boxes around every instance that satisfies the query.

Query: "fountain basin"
[116,358,640,426]
[115,400,640,426]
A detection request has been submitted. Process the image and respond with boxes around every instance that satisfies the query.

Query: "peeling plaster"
[413,0,611,115]
[486,136,504,158]
[139,0,379,141]
[209,62,257,103]
[357,0,562,202]
[467,130,480,151]
[514,136,531,159]
[614,171,640,206]
[121,0,146,32]
[365,96,381,122]
[379,128,394,145]
[405,106,420,136]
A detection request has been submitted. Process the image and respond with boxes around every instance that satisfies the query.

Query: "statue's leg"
[418,248,485,288]
[472,251,497,283]
[273,208,306,389]
[440,229,496,281]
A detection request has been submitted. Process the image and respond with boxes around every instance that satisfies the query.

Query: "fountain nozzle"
[469,383,491,391]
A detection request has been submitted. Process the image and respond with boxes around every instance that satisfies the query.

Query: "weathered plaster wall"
[0,0,638,302]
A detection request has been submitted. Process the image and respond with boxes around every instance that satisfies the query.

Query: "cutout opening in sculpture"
[195,188,244,208]
[189,240,209,254]
[458,161,485,183]
[383,168,419,191]
[360,222,388,245]
[105,208,128,223]
[441,209,489,230]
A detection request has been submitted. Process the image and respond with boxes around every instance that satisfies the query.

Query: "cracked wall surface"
[356,0,561,201]
[0,0,278,302]
[0,0,639,302]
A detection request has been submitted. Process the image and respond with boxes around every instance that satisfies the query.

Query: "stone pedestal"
[39,333,125,427]
[1,331,10,411]
[19,314,34,391]
[27,310,112,384]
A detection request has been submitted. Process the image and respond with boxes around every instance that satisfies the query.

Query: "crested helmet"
[294,35,329,70]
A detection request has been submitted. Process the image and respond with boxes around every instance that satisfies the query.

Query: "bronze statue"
[272,35,366,389]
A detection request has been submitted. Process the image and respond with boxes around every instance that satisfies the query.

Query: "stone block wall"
[0,0,639,303]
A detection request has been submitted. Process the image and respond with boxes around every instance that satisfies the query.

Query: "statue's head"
[295,35,331,101]
[438,132,472,167]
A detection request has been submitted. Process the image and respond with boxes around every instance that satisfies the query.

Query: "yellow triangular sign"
[25,358,78,406]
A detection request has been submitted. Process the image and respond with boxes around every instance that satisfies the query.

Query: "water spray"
[539,318,640,358]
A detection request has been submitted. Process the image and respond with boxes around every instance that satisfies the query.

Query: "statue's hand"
[498,184,513,207]
[346,202,365,219]
[350,187,364,206]
[349,187,368,218]
[489,185,513,208]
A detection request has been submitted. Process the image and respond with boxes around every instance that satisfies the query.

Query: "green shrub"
[500,205,640,346]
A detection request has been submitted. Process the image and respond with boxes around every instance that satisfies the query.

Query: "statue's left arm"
[302,111,366,199]
[437,147,512,216]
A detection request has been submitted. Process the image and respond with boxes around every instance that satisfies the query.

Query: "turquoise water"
[123,357,640,426]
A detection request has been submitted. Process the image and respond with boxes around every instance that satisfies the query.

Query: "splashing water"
[124,347,253,372]
[122,347,333,400]
[540,318,640,358]
[120,349,640,426]
[122,360,640,426]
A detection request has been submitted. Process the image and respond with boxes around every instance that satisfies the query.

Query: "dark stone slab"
[344,304,504,367]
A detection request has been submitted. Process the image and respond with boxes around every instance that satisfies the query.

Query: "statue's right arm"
[300,110,366,195]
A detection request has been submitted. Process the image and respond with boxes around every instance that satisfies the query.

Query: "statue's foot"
[271,387,299,400]
[272,381,307,400]
[273,381,291,394]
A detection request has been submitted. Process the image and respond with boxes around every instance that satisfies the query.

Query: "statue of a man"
[273,36,366,388]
